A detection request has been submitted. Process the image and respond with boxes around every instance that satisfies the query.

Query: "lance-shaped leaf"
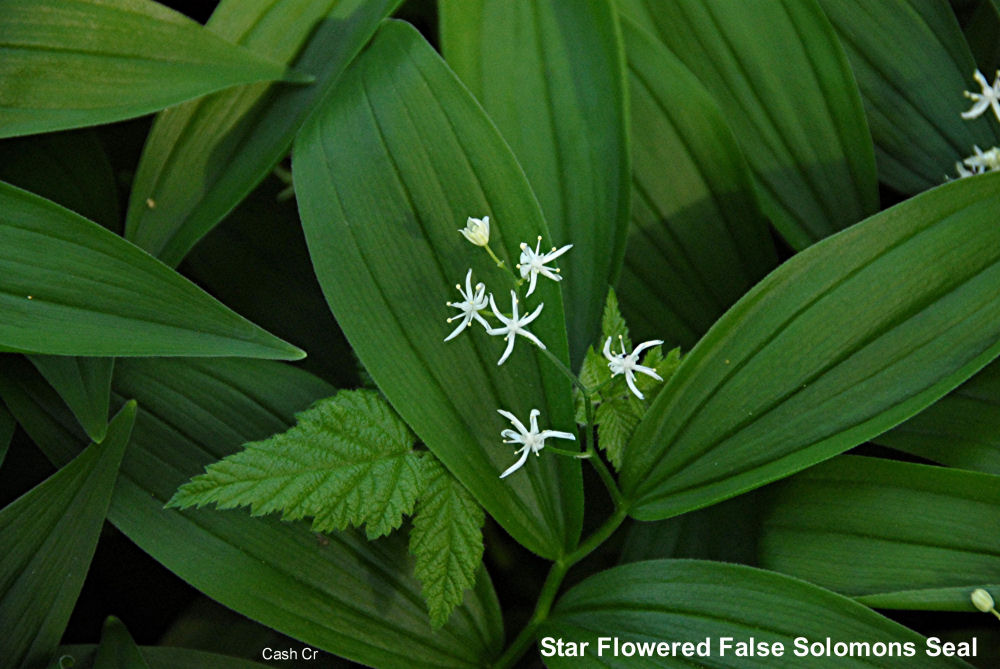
[0,181,302,359]
[616,16,777,349]
[877,358,1000,474]
[540,560,974,668]
[0,357,504,667]
[28,356,113,443]
[0,402,134,669]
[439,0,630,366]
[758,456,1000,610]
[816,0,1000,193]
[619,0,878,249]
[0,0,307,139]
[622,172,1000,521]
[294,20,581,559]
[0,130,119,231]
[411,457,485,629]
[170,390,426,540]
[93,617,151,669]
[125,0,401,266]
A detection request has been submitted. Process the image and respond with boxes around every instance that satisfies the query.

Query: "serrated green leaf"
[877,357,1000,474]
[617,14,778,348]
[540,560,975,668]
[93,617,150,669]
[170,390,424,540]
[0,402,134,669]
[759,456,1000,609]
[125,0,400,266]
[620,0,878,249]
[411,457,485,629]
[595,398,642,470]
[0,0,306,139]
[600,287,631,351]
[440,0,631,367]
[28,356,113,443]
[816,0,1000,193]
[622,173,1000,521]
[0,357,504,667]
[293,20,581,560]
[0,181,302,360]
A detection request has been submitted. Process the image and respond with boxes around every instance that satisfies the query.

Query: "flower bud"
[459,216,490,246]
[972,588,995,613]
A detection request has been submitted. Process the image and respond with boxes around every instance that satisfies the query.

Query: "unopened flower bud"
[972,588,996,613]
[459,216,490,246]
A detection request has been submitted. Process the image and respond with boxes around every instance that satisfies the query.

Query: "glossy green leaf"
[0,0,307,139]
[125,0,400,266]
[0,130,119,231]
[0,357,504,667]
[28,355,113,442]
[60,645,270,669]
[758,456,1000,610]
[622,173,1000,521]
[0,181,302,359]
[93,617,150,669]
[0,403,13,469]
[878,358,1000,474]
[616,15,777,349]
[541,560,974,668]
[817,0,1000,193]
[619,0,878,249]
[293,20,581,559]
[440,0,630,366]
[0,402,134,669]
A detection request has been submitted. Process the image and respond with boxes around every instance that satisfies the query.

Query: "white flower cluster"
[953,70,1000,179]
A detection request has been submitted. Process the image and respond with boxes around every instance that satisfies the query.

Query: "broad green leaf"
[93,617,150,669]
[293,20,581,559]
[622,173,1000,521]
[60,645,270,669]
[877,358,1000,474]
[619,0,878,249]
[0,403,13,468]
[816,0,1000,193]
[617,15,778,348]
[411,457,485,629]
[541,560,974,668]
[440,0,631,366]
[0,402,134,669]
[178,177,353,386]
[0,0,307,139]
[758,456,1000,609]
[170,390,425,540]
[28,356,113,442]
[125,0,401,266]
[0,357,504,667]
[0,130,119,231]
[0,181,302,359]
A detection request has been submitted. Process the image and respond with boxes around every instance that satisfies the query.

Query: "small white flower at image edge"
[460,215,490,246]
[444,269,490,342]
[497,408,576,479]
[487,290,546,365]
[604,335,665,400]
[962,69,1000,122]
[517,236,573,297]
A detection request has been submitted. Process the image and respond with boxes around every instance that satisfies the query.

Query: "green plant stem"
[537,346,587,394]
[492,504,629,669]
[484,243,506,269]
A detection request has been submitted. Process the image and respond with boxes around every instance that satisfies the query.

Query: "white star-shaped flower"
[444,269,490,342]
[486,290,546,365]
[517,236,573,296]
[497,408,576,479]
[459,215,491,246]
[603,335,665,400]
[963,145,1000,172]
[962,69,1000,122]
